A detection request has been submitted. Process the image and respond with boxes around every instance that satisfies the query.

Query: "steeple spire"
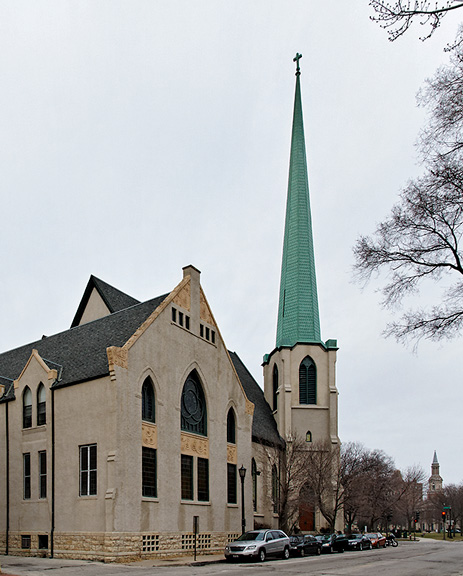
[276,54,321,348]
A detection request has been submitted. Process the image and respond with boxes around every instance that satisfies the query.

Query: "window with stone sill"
[80,444,97,496]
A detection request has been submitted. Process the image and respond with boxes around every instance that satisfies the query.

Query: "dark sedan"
[315,533,349,553]
[347,534,372,551]
[289,534,322,557]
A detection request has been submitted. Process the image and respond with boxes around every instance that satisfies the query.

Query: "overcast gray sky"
[1,1,462,485]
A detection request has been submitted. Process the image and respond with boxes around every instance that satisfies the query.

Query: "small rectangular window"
[21,535,31,549]
[142,447,157,498]
[172,307,177,322]
[80,444,97,496]
[197,458,209,502]
[23,453,31,500]
[205,327,210,341]
[200,324,204,338]
[185,316,190,330]
[211,330,215,344]
[178,312,184,327]
[39,451,47,499]
[227,463,237,504]
[181,454,193,500]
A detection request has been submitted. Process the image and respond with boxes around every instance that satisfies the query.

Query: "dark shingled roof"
[229,351,284,448]
[71,275,141,328]
[0,277,283,450]
[0,294,168,389]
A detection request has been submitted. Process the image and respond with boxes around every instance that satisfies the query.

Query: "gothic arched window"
[227,408,236,444]
[181,371,207,436]
[252,458,258,512]
[272,364,278,412]
[299,356,316,405]
[23,387,32,429]
[37,383,46,426]
[272,464,279,514]
[142,378,155,423]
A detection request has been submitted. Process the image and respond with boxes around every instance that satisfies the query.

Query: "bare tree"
[394,465,426,529]
[340,442,371,533]
[304,440,343,532]
[356,450,398,530]
[259,434,312,534]
[369,1,463,42]
[353,32,463,344]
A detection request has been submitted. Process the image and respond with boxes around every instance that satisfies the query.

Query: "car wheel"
[282,546,290,560]
[300,548,305,557]
[258,548,266,562]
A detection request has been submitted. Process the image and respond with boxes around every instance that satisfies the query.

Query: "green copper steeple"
[276,54,321,348]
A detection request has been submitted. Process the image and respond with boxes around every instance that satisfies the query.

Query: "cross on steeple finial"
[293,53,302,76]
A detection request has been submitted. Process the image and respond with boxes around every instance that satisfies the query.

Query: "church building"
[0,56,339,561]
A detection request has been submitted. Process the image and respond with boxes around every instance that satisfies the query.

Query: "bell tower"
[263,54,339,448]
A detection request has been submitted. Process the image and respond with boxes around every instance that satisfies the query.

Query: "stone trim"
[1,530,240,562]
[142,422,157,448]
[180,432,209,458]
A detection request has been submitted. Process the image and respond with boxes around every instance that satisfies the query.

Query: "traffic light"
[442,511,446,519]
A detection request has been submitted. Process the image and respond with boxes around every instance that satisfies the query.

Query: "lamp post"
[239,465,247,535]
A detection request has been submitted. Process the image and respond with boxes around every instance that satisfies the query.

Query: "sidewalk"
[0,552,226,575]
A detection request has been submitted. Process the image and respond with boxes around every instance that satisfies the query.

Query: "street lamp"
[239,465,247,535]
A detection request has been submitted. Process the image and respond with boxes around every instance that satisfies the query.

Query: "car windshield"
[317,535,331,541]
[237,531,265,541]
[350,535,362,540]
[290,536,303,542]
[365,534,376,539]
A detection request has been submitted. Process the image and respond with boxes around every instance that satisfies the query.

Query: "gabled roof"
[71,275,141,328]
[229,351,284,448]
[0,293,168,389]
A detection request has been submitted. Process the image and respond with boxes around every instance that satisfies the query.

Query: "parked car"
[289,534,322,557]
[225,529,291,562]
[315,533,349,553]
[365,532,386,548]
[347,534,372,551]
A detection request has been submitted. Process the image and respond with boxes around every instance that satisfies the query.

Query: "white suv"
[225,529,291,562]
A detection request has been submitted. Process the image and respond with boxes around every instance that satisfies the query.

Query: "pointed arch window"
[299,356,316,405]
[272,464,279,514]
[272,364,279,412]
[227,408,236,444]
[37,383,46,426]
[142,378,155,423]
[252,458,258,512]
[23,387,32,429]
[181,371,207,436]
[306,430,312,443]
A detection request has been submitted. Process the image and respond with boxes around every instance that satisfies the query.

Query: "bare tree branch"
[353,31,463,344]
[370,1,463,41]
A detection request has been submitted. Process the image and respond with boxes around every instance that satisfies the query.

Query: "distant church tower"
[263,54,339,449]
[428,451,443,493]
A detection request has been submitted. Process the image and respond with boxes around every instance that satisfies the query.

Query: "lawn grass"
[417,532,462,541]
